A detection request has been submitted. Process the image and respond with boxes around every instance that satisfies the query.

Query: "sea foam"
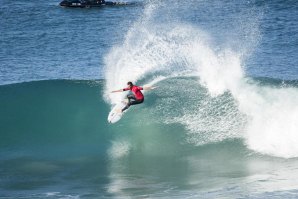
[104,0,298,158]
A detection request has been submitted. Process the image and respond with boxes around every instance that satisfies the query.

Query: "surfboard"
[107,101,127,123]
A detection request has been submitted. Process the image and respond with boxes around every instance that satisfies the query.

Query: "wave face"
[104,0,298,158]
[2,79,298,198]
[0,80,109,150]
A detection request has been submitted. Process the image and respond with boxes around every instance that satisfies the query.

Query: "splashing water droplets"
[104,1,298,158]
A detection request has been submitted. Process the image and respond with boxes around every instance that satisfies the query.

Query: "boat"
[59,0,127,8]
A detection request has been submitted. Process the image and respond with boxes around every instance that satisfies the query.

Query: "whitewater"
[104,1,298,158]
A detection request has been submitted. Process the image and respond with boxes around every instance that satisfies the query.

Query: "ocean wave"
[103,0,298,158]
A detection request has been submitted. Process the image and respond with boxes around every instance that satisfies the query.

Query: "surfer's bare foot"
[116,109,123,113]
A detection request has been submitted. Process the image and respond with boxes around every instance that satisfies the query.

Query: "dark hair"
[127,82,133,86]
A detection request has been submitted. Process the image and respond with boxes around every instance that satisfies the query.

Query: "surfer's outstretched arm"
[111,89,123,93]
[143,86,157,90]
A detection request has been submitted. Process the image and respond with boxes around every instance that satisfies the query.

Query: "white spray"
[104,1,298,158]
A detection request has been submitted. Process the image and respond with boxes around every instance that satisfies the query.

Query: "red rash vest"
[123,85,144,100]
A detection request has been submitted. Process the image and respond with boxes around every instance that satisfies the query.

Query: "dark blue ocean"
[1,0,298,198]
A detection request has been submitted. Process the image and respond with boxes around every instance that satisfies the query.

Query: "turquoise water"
[1,79,298,198]
[1,0,298,198]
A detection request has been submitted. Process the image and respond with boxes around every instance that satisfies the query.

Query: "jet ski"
[59,0,127,8]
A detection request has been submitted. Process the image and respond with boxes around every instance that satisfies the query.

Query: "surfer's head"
[127,81,133,88]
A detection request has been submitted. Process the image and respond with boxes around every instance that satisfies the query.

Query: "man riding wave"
[111,82,156,113]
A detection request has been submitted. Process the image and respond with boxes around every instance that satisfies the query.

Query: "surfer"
[111,82,156,112]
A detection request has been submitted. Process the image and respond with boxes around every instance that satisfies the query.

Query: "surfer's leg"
[121,98,143,112]
[122,95,136,112]
[122,94,133,112]
[126,94,136,103]
[121,104,130,112]
[129,99,144,106]
[122,95,134,105]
